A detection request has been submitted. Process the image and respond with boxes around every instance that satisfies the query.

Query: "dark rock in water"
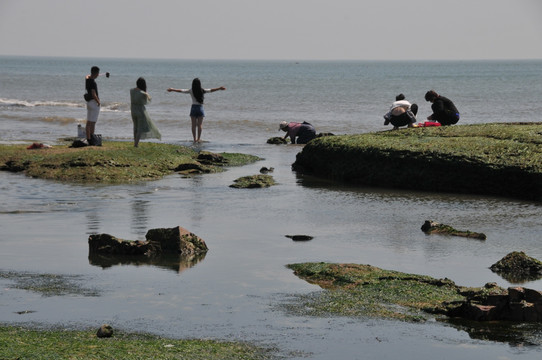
[421,220,486,240]
[285,235,313,241]
[441,283,542,322]
[174,163,206,174]
[88,233,152,255]
[230,174,276,188]
[146,226,208,255]
[267,137,288,144]
[490,251,542,282]
[259,166,274,174]
[316,132,334,138]
[197,151,227,165]
[88,226,208,257]
[97,324,113,338]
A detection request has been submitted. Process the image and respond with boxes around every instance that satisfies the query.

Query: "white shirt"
[178,88,211,105]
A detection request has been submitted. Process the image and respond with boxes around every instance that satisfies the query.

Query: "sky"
[1,0,542,61]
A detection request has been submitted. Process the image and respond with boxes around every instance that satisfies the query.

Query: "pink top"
[286,122,302,137]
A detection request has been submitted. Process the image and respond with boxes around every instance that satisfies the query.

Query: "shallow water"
[1,140,542,359]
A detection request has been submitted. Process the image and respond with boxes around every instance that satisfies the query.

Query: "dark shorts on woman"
[190,104,205,117]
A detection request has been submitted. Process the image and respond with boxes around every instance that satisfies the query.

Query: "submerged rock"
[285,235,313,241]
[230,174,276,188]
[421,220,486,240]
[490,251,542,282]
[88,226,208,257]
[259,166,274,174]
[267,137,288,144]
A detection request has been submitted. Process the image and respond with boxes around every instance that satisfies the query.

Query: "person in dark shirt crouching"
[425,90,460,126]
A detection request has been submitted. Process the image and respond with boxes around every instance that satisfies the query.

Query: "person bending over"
[279,121,316,144]
[383,93,418,129]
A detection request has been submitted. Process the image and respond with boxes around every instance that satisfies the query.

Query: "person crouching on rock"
[425,90,460,126]
[279,121,316,144]
[383,93,418,129]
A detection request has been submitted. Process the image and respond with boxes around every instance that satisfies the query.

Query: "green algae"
[293,123,542,200]
[286,262,465,321]
[0,142,260,184]
[0,325,276,360]
[230,174,276,188]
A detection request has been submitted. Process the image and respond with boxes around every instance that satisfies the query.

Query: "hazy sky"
[1,0,541,60]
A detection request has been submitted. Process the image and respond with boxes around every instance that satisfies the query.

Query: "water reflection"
[88,252,206,273]
[491,271,542,284]
[443,318,542,347]
[85,208,101,234]
[131,199,149,238]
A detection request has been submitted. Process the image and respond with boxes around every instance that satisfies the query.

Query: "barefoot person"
[130,77,161,147]
[167,78,226,142]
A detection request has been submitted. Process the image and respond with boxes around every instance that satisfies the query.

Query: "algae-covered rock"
[230,174,276,188]
[490,251,542,282]
[267,137,288,144]
[421,220,486,240]
[288,262,542,323]
[292,123,542,201]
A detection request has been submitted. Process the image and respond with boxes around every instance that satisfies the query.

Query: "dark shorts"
[190,104,205,117]
[390,114,413,127]
[437,112,460,126]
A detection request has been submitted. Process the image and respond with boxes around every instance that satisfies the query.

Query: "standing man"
[425,90,460,126]
[85,66,101,145]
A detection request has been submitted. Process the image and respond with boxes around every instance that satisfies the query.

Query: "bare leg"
[190,116,197,142]
[134,131,140,147]
[86,121,96,140]
[195,116,204,142]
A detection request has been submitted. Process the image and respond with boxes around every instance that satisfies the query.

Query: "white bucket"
[77,124,85,138]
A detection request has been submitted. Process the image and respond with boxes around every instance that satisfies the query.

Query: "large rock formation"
[88,226,208,256]
[441,283,542,322]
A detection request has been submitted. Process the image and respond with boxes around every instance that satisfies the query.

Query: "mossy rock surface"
[490,251,542,282]
[293,123,542,200]
[0,142,260,184]
[230,174,276,188]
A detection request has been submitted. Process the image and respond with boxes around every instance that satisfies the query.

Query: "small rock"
[230,174,276,188]
[267,137,288,145]
[285,235,313,241]
[259,167,274,174]
[97,324,113,338]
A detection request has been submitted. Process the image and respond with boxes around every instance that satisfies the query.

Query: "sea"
[1,56,542,359]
